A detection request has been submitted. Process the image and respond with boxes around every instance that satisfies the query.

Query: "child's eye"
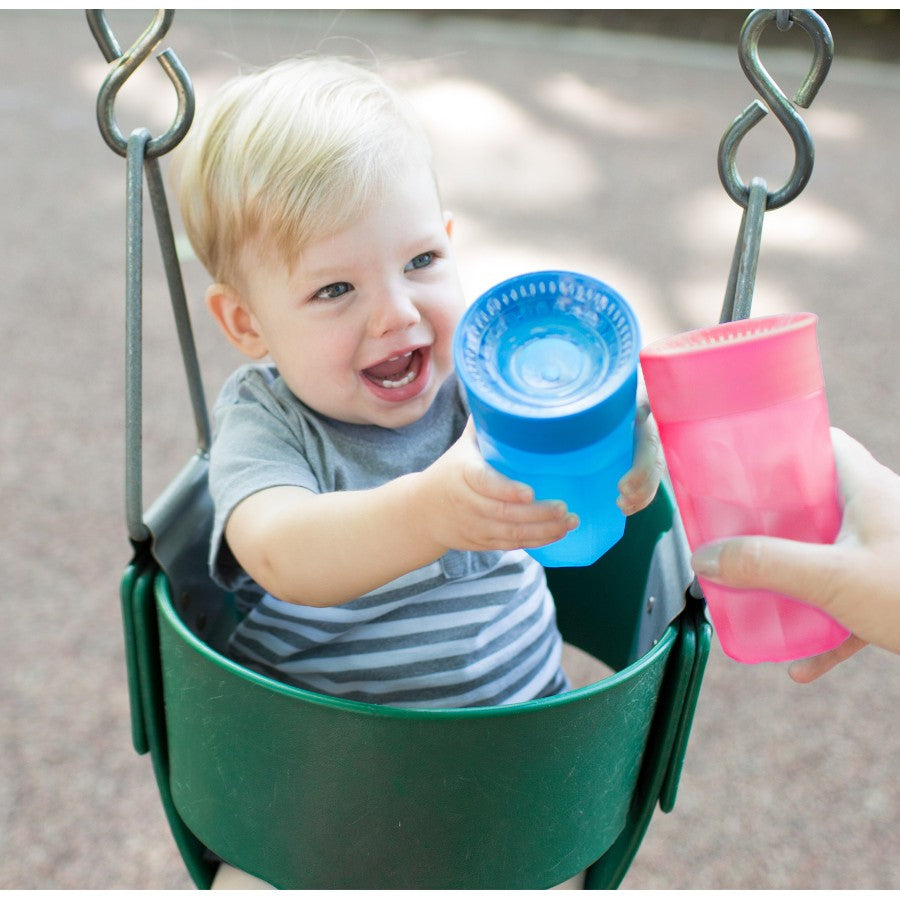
[404,252,435,272]
[312,282,352,301]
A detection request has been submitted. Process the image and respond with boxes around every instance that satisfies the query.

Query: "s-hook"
[87,9,194,158]
[718,8,834,323]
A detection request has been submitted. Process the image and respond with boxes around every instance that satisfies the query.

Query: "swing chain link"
[87,9,195,159]
[717,8,834,323]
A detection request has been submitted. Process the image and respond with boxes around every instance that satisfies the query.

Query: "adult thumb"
[691,534,841,612]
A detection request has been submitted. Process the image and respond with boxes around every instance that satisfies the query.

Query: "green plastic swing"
[94,10,710,889]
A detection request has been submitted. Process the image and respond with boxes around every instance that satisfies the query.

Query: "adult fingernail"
[691,543,722,577]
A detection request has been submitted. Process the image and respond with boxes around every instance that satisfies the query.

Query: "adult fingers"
[787,635,868,683]
[691,534,846,613]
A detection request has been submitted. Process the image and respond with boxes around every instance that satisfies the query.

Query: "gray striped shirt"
[208,365,567,708]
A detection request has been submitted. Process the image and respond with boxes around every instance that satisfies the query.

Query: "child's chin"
[368,382,442,428]
[371,395,435,429]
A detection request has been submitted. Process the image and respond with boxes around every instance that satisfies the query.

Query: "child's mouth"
[361,347,430,402]
[362,350,421,389]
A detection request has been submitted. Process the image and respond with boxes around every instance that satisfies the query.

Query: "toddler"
[175,56,662,708]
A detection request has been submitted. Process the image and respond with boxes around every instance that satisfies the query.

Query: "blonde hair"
[174,57,435,287]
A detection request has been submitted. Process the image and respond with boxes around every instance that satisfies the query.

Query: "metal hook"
[718,8,834,211]
[87,9,194,159]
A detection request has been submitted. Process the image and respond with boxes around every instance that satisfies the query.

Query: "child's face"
[232,158,467,429]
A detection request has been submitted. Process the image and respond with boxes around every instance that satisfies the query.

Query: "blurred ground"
[1,8,898,890]
[438,9,900,63]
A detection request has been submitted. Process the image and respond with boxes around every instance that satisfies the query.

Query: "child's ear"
[205,284,268,359]
[443,211,454,239]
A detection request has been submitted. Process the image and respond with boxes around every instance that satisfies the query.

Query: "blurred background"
[2,9,898,889]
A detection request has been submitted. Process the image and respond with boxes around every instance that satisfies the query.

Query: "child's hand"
[418,419,578,554]
[616,402,663,516]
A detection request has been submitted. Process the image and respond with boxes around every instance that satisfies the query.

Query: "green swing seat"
[121,451,709,890]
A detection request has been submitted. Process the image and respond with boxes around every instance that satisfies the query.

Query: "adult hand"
[691,428,900,682]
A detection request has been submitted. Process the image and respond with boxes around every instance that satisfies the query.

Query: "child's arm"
[224,419,577,607]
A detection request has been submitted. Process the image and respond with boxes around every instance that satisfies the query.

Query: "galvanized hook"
[718,8,834,211]
[87,9,194,159]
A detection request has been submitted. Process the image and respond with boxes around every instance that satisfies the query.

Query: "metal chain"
[717,8,834,323]
[88,9,209,544]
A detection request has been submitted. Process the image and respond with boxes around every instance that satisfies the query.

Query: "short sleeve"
[208,366,318,593]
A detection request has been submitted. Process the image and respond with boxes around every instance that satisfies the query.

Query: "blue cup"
[453,270,641,567]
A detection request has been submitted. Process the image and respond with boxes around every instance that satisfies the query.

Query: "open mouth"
[360,346,433,404]
[362,348,424,390]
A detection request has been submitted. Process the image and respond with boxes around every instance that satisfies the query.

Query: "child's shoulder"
[213,363,311,430]
[215,363,290,408]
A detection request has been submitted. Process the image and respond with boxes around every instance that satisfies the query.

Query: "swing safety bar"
[87,9,209,544]
[717,8,834,323]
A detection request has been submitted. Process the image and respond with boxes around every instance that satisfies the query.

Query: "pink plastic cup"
[640,312,849,663]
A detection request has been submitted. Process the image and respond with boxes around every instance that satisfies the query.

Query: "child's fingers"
[617,405,663,513]
[455,418,533,502]
[454,417,578,547]
[631,403,661,471]
[492,497,569,525]
[463,456,533,503]
[465,467,577,546]
[487,503,579,549]
[617,465,659,513]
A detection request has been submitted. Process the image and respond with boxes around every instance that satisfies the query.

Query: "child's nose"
[369,286,421,337]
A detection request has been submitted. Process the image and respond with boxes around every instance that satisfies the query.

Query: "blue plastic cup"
[453,270,641,567]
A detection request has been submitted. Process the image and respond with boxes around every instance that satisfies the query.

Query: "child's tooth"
[381,370,416,389]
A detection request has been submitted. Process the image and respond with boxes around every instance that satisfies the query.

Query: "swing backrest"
[121,451,709,889]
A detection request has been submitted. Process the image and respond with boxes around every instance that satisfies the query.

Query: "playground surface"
[1,9,898,889]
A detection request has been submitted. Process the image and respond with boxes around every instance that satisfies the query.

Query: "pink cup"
[640,312,849,663]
